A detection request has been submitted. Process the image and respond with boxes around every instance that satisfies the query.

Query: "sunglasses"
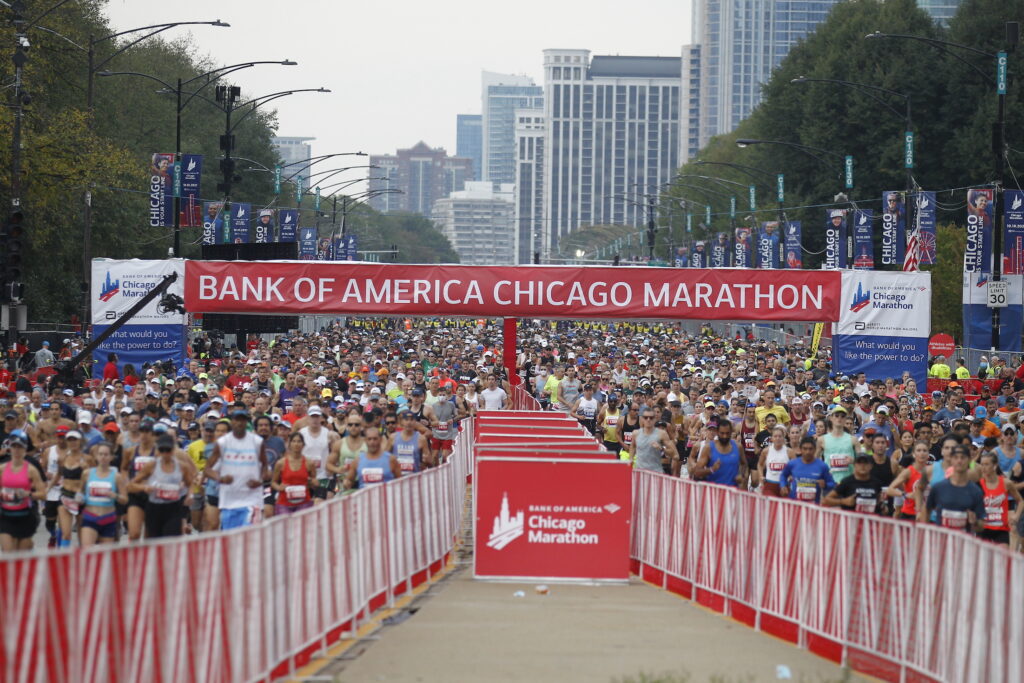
[347,422,362,427]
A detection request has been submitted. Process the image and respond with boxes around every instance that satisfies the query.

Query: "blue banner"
[93,323,186,375]
[915,191,937,266]
[690,241,706,268]
[299,227,318,260]
[965,188,994,272]
[202,201,224,245]
[852,209,874,269]
[758,222,780,268]
[674,246,689,268]
[149,153,174,227]
[881,191,905,265]
[734,227,752,268]
[784,221,801,269]
[230,203,251,243]
[710,232,730,268]
[179,154,202,227]
[824,210,845,269]
[345,234,358,261]
[278,209,298,242]
[317,238,331,260]
[963,272,1023,352]
[1006,190,1024,275]
[253,209,274,244]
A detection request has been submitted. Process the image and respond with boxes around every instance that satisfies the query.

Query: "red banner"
[474,458,631,581]
[184,261,842,321]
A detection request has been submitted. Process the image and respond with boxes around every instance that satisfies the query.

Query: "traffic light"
[0,211,24,302]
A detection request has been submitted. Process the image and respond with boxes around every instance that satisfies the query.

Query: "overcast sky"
[104,0,691,164]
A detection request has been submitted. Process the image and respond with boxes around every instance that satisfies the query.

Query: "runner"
[758,425,792,497]
[779,437,835,503]
[79,442,128,547]
[40,425,69,547]
[596,393,623,455]
[186,419,216,532]
[737,403,760,489]
[817,410,859,484]
[823,454,886,514]
[976,452,1023,545]
[204,410,269,530]
[299,406,341,502]
[271,432,316,515]
[430,385,458,464]
[922,445,986,532]
[692,419,744,487]
[479,374,508,411]
[0,433,46,552]
[330,408,367,491]
[56,430,88,548]
[345,427,401,488]
[617,403,641,458]
[886,440,931,521]
[392,409,430,475]
[629,407,678,474]
[570,384,600,435]
[130,435,196,539]
[122,419,156,541]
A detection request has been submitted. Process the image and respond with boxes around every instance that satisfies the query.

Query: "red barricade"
[0,420,474,683]
[630,471,1024,683]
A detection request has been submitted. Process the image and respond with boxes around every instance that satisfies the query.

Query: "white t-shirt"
[480,387,508,410]
[215,431,264,510]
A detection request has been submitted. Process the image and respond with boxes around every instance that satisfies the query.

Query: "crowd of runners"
[1,318,1023,552]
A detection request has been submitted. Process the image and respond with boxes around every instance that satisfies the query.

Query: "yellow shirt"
[929,363,951,379]
[187,439,208,493]
[755,405,790,431]
[543,374,562,398]
[955,366,971,380]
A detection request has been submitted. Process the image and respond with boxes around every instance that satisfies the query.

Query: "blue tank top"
[356,451,396,487]
[928,462,948,522]
[84,468,117,507]
[707,439,741,487]
[391,432,422,474]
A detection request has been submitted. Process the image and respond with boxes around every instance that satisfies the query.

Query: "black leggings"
[144,502,184,538]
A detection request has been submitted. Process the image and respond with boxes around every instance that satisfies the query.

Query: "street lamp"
[99,60,298,257]
[328,189,402,260]
[735,138,853,190]
[866,24,1020,350]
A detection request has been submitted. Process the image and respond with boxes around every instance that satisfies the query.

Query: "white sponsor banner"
[961,272,1024,306]
[836,271,931,338]
[91,259,185,326]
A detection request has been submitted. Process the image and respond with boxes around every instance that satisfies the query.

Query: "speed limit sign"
[987,280,1009,308]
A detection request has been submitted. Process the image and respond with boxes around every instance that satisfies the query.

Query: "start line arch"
[182,261,931,385]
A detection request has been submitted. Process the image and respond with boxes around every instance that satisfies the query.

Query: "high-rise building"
[916,1,962,24]
[367,142,473,215]
[482,72,543,185]
[542,49,681,258]
[513,108,545,264]
[456,114,483,181]
[433,182,515,265]
[274,136,313,185]
[679,44,702,164]
[696,1,842,149]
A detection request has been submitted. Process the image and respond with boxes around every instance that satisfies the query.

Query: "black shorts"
[977,528,1010,545]
[0,510,39,540]
[127,492,148,510]
[603,440,621,455]
[263,484,275,507]
[312,477,336,500]
[144,502,184,538]
[43,499,60,519]
[745,453,759,470]
[206,494,219,508]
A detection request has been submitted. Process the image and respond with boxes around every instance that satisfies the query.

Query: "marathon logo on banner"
[834,271,931,386]
[915,191,937,266]
[881,191,905,265]
[689,241,706,268]
[965,188,994,272]
[92,259,185,325]
[298,227,318,260]
[148,153,174,227]
[202,201,224,245]
[758,223,780,269]
[961,271,1024,352]
[230,203,251,244]
[784,221,801,269]
[734,227,752,267]
[253,209,275,244]
[824,210,845,269]
[184,261,844,322]
[345,234,358,261]
[278,209,298,242]
[1004,190,1024,275]
[853,210,874,270]
[179,154,202,228]
[710,232,730,268]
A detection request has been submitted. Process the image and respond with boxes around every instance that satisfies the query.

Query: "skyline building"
[679,44,702,164]
[272,136,315,168]
[541,49,681,259]
[432,181,515,265]
[456,114,483,181]
[513,108,545,265]
[367,142,473,215]
[481,71,543,186]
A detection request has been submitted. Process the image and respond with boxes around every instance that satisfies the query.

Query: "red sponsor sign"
[928,333,956,358]
[184,261,842,321]
[474,458,631,581]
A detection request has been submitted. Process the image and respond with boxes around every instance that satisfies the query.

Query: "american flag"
[903,195,921,272]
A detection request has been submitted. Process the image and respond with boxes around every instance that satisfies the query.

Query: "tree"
[925,223,966,340]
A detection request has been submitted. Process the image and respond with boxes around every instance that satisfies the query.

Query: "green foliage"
[337,208,460,264]
[925,223,967,340]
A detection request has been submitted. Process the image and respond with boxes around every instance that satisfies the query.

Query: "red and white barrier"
[0,420,473,683]
[631,471,1024,683]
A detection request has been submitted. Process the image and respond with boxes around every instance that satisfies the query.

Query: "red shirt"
[102,362,120,382]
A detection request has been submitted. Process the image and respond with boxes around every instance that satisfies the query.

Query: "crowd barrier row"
[0,420,473,683]
[631,470,1024,683]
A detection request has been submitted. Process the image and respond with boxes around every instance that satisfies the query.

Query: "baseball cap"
[77,410,93,424]
[62,388,74,397]
[411,388,425,396]
[6,433,27,447]
[210,395,225,404]
[230,409,251,420]
[854,453,873,464]
[66,430,82,440]
[56,425,70,436]
[1003,424,1017,434]
[308,406,324,417]
[832,406,848,414]
[975,406,988,418]
[102,422,120,433]
[876,406,890,415]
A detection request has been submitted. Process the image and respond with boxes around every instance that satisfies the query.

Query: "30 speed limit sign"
[987,280,1009,308]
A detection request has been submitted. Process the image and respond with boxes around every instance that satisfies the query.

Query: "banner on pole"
[784,221,802,269]
[880,191,905,265]
[253,209,275,244]
[178,154,202,228]
[710,232,730,268]
[853,209,874,269]
[824,210,845,269]
[148,153,174,227]
[962,272,1023,352]
[278,209,298,243]
[758,222,780,269]
[915,191,937,266]
[299,227,318,260]
[202,201,224,245]
[230,203,251,244]
[965,188,994,273]
[734,226,752,268]
[690,241,706,268]
[1004,190,1024,275]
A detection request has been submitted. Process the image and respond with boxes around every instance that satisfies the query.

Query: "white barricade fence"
[510,385,542,411]
[0,419,473,683]
[631,470,1024,683]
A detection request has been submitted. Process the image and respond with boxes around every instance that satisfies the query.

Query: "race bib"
[397,456,415,472]
[134,456,155,472]
[796,482,817,501]
[361,467,384,484]
[1,487,20,502]
[768,461,785,472]
[854,497,876,514]
[941,509,968,529]
[985,505,1005,526]
[606,416,618,428]
[88,481,113,499]
[744,437,755,452]
[830,455,851,471]
[61,495,80,514]
[285,485,307,503]
[436,421,449,432]
[623,432,633,445]
[153,483,180,501]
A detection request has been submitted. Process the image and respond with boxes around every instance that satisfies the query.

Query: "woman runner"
[272,432,316,515]
[80,443,128,547]
[0,434,46,552]
[976,452,1023,545]
[56,430,89,548]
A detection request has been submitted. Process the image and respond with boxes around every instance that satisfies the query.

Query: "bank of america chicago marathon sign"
[184,261,843,322]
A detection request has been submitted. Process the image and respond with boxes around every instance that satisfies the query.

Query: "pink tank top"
[1,461,32,511]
